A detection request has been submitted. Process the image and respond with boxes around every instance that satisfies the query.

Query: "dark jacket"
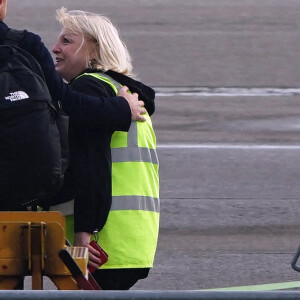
[52,70,155,233]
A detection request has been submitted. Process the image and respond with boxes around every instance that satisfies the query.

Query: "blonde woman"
[49,8,159,290]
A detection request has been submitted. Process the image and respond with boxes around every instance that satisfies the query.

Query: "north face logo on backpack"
[5,91,29,101]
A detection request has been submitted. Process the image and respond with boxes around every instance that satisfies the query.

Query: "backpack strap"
[4,28,25,46]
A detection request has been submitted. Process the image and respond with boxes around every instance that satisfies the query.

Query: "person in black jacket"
[48,8,158,290]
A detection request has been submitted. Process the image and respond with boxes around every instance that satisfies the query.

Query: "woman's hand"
[118,86,146,122]
[74,231,102,271]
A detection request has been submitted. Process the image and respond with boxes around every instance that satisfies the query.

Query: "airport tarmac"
[5,0,300,291]
[133,95,300,290]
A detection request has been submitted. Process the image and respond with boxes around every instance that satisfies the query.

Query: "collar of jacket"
[71,68,156,116]
[106,70,155,116]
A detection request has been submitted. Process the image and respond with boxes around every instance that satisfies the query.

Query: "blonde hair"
[56,7,134,77]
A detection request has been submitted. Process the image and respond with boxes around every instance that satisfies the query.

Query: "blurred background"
[6,0,300,290]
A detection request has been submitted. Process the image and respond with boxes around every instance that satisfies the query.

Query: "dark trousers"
[92,268,150,290]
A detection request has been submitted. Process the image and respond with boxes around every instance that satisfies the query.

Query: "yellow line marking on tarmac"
[201,281,300,291]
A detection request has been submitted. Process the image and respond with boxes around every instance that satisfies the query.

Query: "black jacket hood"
[106,70,155,116]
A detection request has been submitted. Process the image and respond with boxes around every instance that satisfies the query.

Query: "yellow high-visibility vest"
[64,72,160,269]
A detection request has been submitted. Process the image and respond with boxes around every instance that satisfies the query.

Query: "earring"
[87,60,93,69]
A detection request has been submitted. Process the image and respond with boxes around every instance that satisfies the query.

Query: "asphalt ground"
[4,0,300,291]
[132,96,300,290]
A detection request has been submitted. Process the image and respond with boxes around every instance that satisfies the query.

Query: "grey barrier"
[1,291,300,299]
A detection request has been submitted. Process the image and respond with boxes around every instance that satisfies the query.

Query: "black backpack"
[0,29,69,210]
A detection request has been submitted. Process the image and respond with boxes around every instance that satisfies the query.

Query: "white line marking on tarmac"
[201,280,300,291]
[157,144,300,149]
[154,87,300,97]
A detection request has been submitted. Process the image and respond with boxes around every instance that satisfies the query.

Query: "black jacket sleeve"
[18,30,131,131]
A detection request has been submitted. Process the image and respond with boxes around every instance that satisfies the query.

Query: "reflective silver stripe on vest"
[122,118,138,147]
[111,195,160,213]
[112,147,158,164]
[112,121,159,164]
[98,73,123,91]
